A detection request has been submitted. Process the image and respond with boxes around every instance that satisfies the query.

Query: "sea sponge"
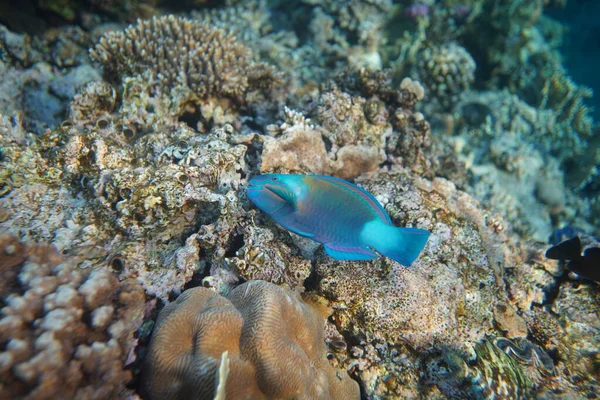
[141,280,359,400]
[89,15,281,102]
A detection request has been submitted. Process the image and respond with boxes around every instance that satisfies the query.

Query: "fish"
[246,174,430,266]
[545,236,600,282]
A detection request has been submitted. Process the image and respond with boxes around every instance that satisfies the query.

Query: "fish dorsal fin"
[311,175,392,224]
[546,237,581,260]
[266,185,297,210]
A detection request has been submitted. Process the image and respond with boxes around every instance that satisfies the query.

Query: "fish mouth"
[246,186,262,200]
[263,185,280,195]
[246,179,264,199]
[246,184,282,202]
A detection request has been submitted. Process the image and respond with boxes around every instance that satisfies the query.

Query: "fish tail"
[361,220,430,266]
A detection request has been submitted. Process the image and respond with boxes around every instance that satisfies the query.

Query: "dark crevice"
[182,261,211,291]
[321,135,333,153]
[303,259,320,292]
[541,264,569,306]
[178,107,204,131]
[224,233,245,258]
[196,201,220,226]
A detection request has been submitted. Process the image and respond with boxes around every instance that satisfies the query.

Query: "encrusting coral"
[141,280,359,400]
[0,235,146,399]
[259,68,434,180]
[89,15,281,103]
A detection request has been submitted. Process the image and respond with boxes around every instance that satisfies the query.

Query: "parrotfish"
[246,174,430,266]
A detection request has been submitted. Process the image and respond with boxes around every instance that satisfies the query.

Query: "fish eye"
[271,177,278,181]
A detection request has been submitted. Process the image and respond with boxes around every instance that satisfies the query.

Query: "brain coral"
[141,280,359,400]
[89,15,281,101]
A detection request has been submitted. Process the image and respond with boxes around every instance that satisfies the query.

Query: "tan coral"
[414,42,476,110]
[141,280,359,400]
[89,15,281,102]
[0,236,145,400]
[260,127,332,175]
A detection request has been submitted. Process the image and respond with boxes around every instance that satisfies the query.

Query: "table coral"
[141,280,359,400]
[0,236,145,399]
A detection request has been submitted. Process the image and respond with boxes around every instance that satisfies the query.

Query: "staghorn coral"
[89,15,281,103]
[141,280,359,400]
[0,235,145,399]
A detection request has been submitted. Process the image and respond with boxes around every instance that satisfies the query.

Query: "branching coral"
[141,280,359,400]
[90,15,282,102]
[0,236,145,399]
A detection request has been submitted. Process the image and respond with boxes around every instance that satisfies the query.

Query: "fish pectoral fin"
[266,185,297,209]
[287,227,315,238]
[324,243,378,261]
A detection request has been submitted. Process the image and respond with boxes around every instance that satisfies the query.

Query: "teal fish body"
[246,174,430,266]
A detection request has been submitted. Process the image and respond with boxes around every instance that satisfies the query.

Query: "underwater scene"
[0,0,598,399]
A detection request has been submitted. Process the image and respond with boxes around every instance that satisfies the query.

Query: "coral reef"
[424,338,533,399]
[0,235,145,399]
[90,15,281,105]
[0,0,599,398]
[1,90,251,299]
[259,69,435,180]
[314,171,504,348]
[310,170,517,395]
[413,42,476,111]
[550,281,600,395]
[141,280,359,400]
[0,25,99,133]
[448,89,595,240]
